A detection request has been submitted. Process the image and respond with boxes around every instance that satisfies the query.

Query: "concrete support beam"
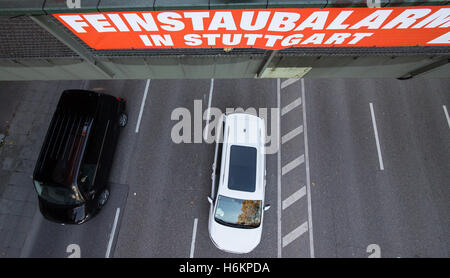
[398,57,450,80]
[257,50,279,78]
[29,15,115,79]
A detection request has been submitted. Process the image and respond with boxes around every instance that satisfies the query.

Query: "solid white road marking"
[282,125,303,145]
[282,155,304,176]
[282,186,306,210]
[281,78,300,89]
[443,105,450,129]
[190,218,199,258]
[203,79,215,141]
[282,221,308,248]
[301,78,315,258]
[277,78,282,258]
[281,97,302,116]
[135,79,151,133]
[105,207,121,258]
[369,103,384,170]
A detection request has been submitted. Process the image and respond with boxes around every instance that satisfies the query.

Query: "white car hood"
[209,219,262,254]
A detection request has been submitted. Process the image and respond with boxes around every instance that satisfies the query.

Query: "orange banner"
[54,7,450,50]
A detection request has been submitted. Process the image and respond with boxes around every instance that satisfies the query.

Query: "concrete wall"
[1,54,449,80]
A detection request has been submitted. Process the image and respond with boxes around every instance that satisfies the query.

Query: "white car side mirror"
[207,196,213,204]
[264,204,271,211]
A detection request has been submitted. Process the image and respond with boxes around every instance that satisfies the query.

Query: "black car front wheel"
[119,113,128,127]
[118,113,128,127]
[97,189,110,208]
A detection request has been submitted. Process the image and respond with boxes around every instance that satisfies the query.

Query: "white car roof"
[218,113,266,201]
[224,113,264,147]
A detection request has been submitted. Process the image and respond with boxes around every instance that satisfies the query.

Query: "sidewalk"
[0,81,61,257]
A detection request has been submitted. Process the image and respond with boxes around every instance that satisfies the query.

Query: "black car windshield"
[34,180,83,205]
[214,195,262,229]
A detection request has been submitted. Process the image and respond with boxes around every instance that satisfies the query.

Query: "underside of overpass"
[0,0,449,80]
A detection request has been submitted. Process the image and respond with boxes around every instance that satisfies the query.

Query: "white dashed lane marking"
[281,97,302,116]
[105,207,121,258]
[281,78,300,89]
[282,125,303,145]
[278,78,313,257]
[282,186,306,210]
[282,221,308,248]
[281,155,304,176]
[370,102,384,171]
[135,79,151,133]
[190,218,198,258]
[443,105,450,129]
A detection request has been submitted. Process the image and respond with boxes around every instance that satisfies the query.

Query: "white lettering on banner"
[58,9,450,33]
[324,33,352,44]
[223,34,242,45]
[382,9,431,29]
[55,7,450,50]
[203,34,221,45]
[301,33,325,45]
[412,8,450,28]
[245,34,264,46]
[83,14,116,32]
[140,34,174,46]
[183,12,210,30]
[59,15,89,33]
[327,11,353,30]
[295,11,329,30]
[349,10,393,29]
[139,34,152,46]
[157,12,185,31]
[281,34,304,46]
[107,14,130,31]
[240,11,271,31]
[265,35,284,47]
[149,32,428,47]
[327,10,354,30]
[123,13,158,31]
[268,12,300,31]
[348,33,374,44]
[427,31,450,43]
[209,11,237,30]
[184,34,203,46]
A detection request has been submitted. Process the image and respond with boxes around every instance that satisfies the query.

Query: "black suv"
[33,90,127,224]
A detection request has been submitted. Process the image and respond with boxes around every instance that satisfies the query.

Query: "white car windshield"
[214,195,262,229]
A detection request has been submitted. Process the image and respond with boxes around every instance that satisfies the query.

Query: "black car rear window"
[227,145,257,192]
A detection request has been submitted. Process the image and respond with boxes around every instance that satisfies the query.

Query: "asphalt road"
[15,80,145,258]
[0,83,25,134]
[306,78,450,258]
[114,79,280,258]
[0,77,448,258]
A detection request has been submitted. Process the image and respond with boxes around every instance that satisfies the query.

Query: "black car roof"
[58,90,100,114]
[33,90,101,187]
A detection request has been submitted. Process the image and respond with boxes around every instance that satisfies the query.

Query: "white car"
[208,113,270,254]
